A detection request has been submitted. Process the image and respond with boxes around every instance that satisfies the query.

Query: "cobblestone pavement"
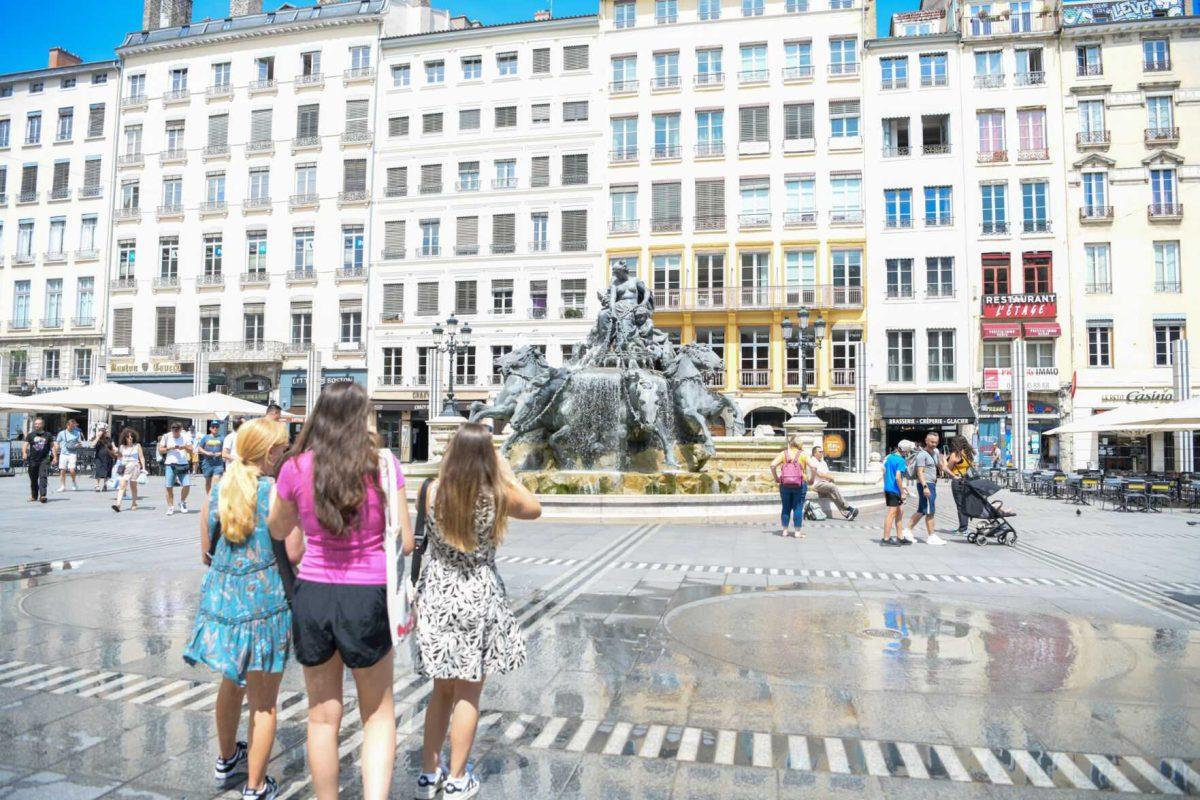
[0,474,1198,798]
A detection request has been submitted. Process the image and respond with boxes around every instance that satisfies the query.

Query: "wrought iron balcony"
[289,193,319,210]
[344,67,376,82]
[455,179,480,192]
[248,79,277,93]
[882,146,910,158]
[17,191,38,204]
[12,253,34,265]
[206,84,233,99]
[981,221,1010,235]
[1154,280,1182,293]
[152,275,180,290]
[203,144,230,159]
[529,307,549,320]
[738,212,772,229]
[419,182,442,195]
[1079,206,1113,222]
[416,246,441,258]
[286,269,317,285]
[881,78,908,90]
[977,149,1008,164]
[694,215,726,231]
[44,250,66,262]
[291,136,321,152]
[652,145,681,160]
[163,88,190,104]
[1077,64,1103,77]
[695,141,725,158]
[196,273,225,289]
[157,203,184,219]
[782,66,813,81]
[199,200,228,215]
[925,214,954,227]
[885,217,914,230]
[740,369,770,388]
[609,80,639,93]
[529,240,549,252]
[336,266,367,282]
[114,207,141,220]
[1084,282,1112,295]
[492,178,518,190]
[110,276,137,292]
[1022,219,1052,234]
[1018,148,1049,161]
[651,217,682,233]
[246,139,274,154]
[121,94,148,109]
[695,72,725,87]
[244,196,271,211]
[1015,71,1045,86]
[1145,127,1180,144]
[609,219,638,234]
[738,69,768,84]
[118,152,144,167]
[48,186,70,201]
[1076,130,1110,147]
[1144,59,1171,72]
[160,149,187,164]
[829,209,863,225]
[338,190,369,206]
[240,271,270,288]
[74,248,99,260]
[783,211,816,227]
[921,74,949,88]
[610,147,638,163]
[72,316,96,328]
[974,74,1004,89]
[651,75,681,90]
[1148,203,1183,221]
[828,62,859,77]
[381,248,406,260]
[296,73,324,88]
[341,129,373,147]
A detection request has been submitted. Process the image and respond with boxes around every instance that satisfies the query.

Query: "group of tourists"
[769,434,860,537]
[22,416,112,503]
[183,381,540,799]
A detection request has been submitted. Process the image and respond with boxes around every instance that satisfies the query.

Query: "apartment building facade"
[599,0,875,468]
[107,0,445,408]
[1060,0,1199,471]
[0,51,118,432]
[864,13,978,453]
[369,15,602,461]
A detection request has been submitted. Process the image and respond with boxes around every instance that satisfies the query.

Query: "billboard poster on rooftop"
[1062,0,1184,25]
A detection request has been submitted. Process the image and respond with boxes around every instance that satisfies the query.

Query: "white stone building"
[107,0,446,410]
[369,14,603,461]
[0,50,118,432]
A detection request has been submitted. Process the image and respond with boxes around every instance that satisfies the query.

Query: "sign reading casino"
[981,293,1058,320]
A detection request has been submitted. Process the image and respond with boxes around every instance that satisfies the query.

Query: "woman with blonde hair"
[184,418,299,800]
[413,423,541,799]
[769,433,809,538]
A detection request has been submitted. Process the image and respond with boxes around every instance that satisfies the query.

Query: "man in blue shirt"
[881,440,915,547]
[54,418,84,492]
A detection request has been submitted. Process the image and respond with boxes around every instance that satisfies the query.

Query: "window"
[1143,38,1170,70]
[1154,241,1180,292]
[884,189,913,228]
[652,255,682,307]
[343,158,367,195]
[294,163,317,197]
[784,177,814,222]
[1088,323,1112,367]
[924,186,952,226]
[830,174,862,219]
[563,101,589,123]
[79,215,97,252]
[255,56,275,81]
[491,213,515,253]
[982,255,1010,295]
[423,112,444,135]
[532,103,550,125]
[0,118,9,148]
[1010,0,1032,31]
[926,330,955,382]
[739,177,769,224]
[697,110,725,154]
[457,109,479,132]
[381,348,403,383]
[202,234,223,278]
[531,49,551,76]
[739,105,769,142]
[420,163,442,194]
[531,213,548,248]
[297,51,320,78]
[111,308,132,350]
[116,240,135,278]
[155,307,176,349]
[461,55,482,81]
[977,110,1005,156]
[157,235,179,280]
[425,60,445,84]
[611,117,638,159]
[1151,168,1177,211]
[25,112,41,145]
[42,350,60,380]
[980,183,1008,234]
[12,280,31,327]
[923,256,953,298]
[655,0,678,24]
[1022,253,1052,293]
[740,44,767,82]
[206,172,226,203]
[418,220,441,256]
[1155,322,1185,367]
[1082,172,1107,214]
[342,225,364,271]
[887,331,915,382]
[497,52,517,76]
[886,258,913,298]
[561,210,587,251]
[784,250,815,304]
[73,349,92,382]
[494,159,516,188]
[562,153,588,185]
[56,108,73,141]
[651,181,682,230]
[697,48,723,85]
[1147,96,1174,136]
[975,50,1002,82]
[654,51,680,88]
[699,0,721,19]
[340,299,363,345]
[392,63,411,87]
[50,161,69,199]
[881,56,908,89]
[615,0,637,26]
[239,303,264,346]
[120,180,139,210]
[1017,109,1046,156]
[1076,44,1102,76]
[563,45,589,71]
[457,161,480,191]
[492,106,515,128]
[44,278,63,326]
[696,179,725,230]
[1084,243,1110,293]
[829,37,857,75]
[743,0,764,15]
[455,280,478,315]
[1015,48,1043,83]
[127,73,145,98]
[1078,99,1104,136]
[829,101,859,138]
[653,113,680,158]
[920,52,948,87]
[611,55,637,91]
[1021,181,1049,233]
[530,156,550,188]
[350,46,371,71]
[831,249,862,301]
[383,219,405,257]
[740,328,770,380]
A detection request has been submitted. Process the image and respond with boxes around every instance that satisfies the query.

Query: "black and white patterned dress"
[414,482,526,681]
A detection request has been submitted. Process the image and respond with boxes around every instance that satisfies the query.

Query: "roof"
[382,13,597,46]
[119,0,386,53]
[0,59,118,83]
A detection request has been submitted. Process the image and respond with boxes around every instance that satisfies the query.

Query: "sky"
[0,0,913,74]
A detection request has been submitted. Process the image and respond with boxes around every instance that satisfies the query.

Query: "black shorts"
[292,580,392,669]
[884,491,902,507]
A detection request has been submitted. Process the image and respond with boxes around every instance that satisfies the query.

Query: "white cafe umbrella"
[1044,403,1173,436]
[30,382,178,417]
[162,392,269,420]
[0,392,79,414]
[1108,397,1200,430]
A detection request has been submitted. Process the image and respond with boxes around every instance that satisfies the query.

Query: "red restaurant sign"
[981,293,1058,319]
[1023,321,1062,337]
[981,322,1022,338]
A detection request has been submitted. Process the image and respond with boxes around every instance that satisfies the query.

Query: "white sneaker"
[415,767,448,800]
[443,773,480,799]
[166,506,175,516]
[180,501,189,513]
[56,486,66,493]
[901,528,914,542]
[926,533,947,546]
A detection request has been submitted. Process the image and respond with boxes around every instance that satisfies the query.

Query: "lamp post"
[431,315,472,417]
[781,307,827,419]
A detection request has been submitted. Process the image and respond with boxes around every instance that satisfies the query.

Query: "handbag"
[410,478,434,584]
[380,449,416,646]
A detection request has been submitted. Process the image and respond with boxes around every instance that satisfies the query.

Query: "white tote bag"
[379,448,416,646]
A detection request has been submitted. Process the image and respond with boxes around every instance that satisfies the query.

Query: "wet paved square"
[0,476,1198,797]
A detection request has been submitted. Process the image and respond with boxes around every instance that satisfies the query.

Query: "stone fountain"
[469,261,753,494]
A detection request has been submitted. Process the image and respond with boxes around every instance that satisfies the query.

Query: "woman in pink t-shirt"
[269,382,413,800]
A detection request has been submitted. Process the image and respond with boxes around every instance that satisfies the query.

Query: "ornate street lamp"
[431,315,472,416]
[781,307,826,418]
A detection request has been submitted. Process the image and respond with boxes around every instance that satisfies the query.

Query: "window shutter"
[207,113,229,147]
[0,167,6,196]
[345,99,368,134]
[492,214,515,249]
[297,104,319,138]
[455,280,477,314]
[561,209,587,250]
[696,178,724,218]
[784,103,813,139]
[456,216,478,249]
[459,108,480,130]
[652,182,682,221]
[563,101,589,122]
[52,161,69,191]
[155,307,176,347]
[386,166,407,196]
[343,159,366,192]
[21,165,37,194]
[561,278,586,295]
[830,100,860,116]
[422,112,443,134]
[531,103,550,124]
[531,156,550,187]
[533,47,551,73]
[495,106,517,127]
[113,308,133,349]
[563,45,589,71]
[87,103,105,138]
[383,220,405,256]
[388,116,409,137]
[739,106,769,142]
[382,284,404,319]
[562,153,588,184]
[420,164,441,190]
[417,282,439,315]
[250,108,272,142]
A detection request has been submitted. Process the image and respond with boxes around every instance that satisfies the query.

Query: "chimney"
[142,0,193,30]
[48,47,83,69]
[534,8,552,20]
[229,0,263,15]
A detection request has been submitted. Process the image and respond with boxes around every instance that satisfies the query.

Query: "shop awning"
[982,322,1021,338]
[878,393,976,426]
[1024,321,1061,337]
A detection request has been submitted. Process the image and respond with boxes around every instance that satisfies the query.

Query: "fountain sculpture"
[470,261,745,492]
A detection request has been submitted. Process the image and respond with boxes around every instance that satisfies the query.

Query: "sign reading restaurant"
[981,293,1058,320]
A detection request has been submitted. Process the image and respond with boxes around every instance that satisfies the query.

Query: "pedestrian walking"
[112,428,145,512]
[54,418,84,492]
[91,425,117,492]
[413,423,541,800]
[223,417,244,464]
[267,382,413,800]
[198,421,227,493]
[903,431,948,546]
[769,434,808,538]
[807,445,859,520]
[184,418,298,800]
[158,421,194,516]
[946,436,975,535]
[881,440,914,546]
[23,417,54,504]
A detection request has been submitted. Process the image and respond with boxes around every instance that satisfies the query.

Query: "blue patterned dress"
[183,478,291,685]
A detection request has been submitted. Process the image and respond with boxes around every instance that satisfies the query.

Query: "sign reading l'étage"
[981,294,1058,320]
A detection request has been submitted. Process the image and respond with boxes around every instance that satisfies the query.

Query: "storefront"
[373,397,432,463]
[280,369,367,417]
[876,393,975,451]
[975,394,1063,469]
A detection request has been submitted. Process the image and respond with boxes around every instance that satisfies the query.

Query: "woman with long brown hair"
[268,382,414,800]
[413,423,541,800]
[112,427,145,512]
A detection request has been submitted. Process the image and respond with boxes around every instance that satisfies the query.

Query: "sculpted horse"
[667,343,744,456]
[469,346,558,433]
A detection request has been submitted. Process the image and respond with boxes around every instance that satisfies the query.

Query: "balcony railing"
[652,145,681,160]
[163,88,190,104]
[610,147,638,163]
[381,247,406,260]
[673,285,863,311]
[1015,71,1045,86]
[882,146,910,158]
[1077,64,1103,77]
[344,67,376,82]
[740,369,770,388]
[110,277,137,292]
[782,66,813,81]
[196,274,225,288]
[1080,206,1113,222]
[529,240,549,252]
[739,212,771,229]
[1022,219,1052,234]
[292,136,320,151]
[419,182,442,195]
[18,191,38,204]
[1154,280,1182,293]
[609,80,639,93]
[114,207,140,220]
[981,221,1010,235]
[246,139,274,154]
[1144,59,1171,72]
[286,269,317,284]
[206,84,233,99]
[561,239,588,252]
[341,129,373,146]
[974,74,1004,89]
[1018,148,1049,161]
[881,78,908,90]
[244,196,271,211]
[977,149,1008,164]
[832,369,856,388]
[296,73,324,88]
[921,74,949,88]
[203,144,230,158]
[829,209,863,225]
[338,190,369,206]
[72,316,96,328]
[651,75,681,90]
[491,243,517,255]
[248,79,277,93]
[703,372,724,389]
[609,219,639,234]
[828,62,859,77]
[651,217,682,233]
[199,200,227,215]
[695,72,725,87]
[1145,127,1180,143]
[529,307,549,320]
[784,211,817,227]
[695,141,724,158]
[160,149,187,164]
[152,275,180,290]
[336,266,367,282]
[738,69,768,84]
[455,244,480,256]
[241,271,270,287]
[171,341,286,362]
[1077,130,1110,147]
[492,177,518,190]
[694,214,726,231]
[78,185,103,199]
[289,193,319,210]
[1148,203,1183,220]
[1084,282,1112,294]
[885,217,914,230]
[49,186,70,201]
[74,248,99,260]
[563,172,589,186]
[44,250,66,262]
[416,246,441,258]
[117,153,144,167]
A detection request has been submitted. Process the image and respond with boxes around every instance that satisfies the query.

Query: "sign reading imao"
[981,293,1057,320]
[1100,389,1174,403]
[822,433,845,458]
[982,367,1059,392]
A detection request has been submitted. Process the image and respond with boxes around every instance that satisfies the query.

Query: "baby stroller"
[959,477,1019,546]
